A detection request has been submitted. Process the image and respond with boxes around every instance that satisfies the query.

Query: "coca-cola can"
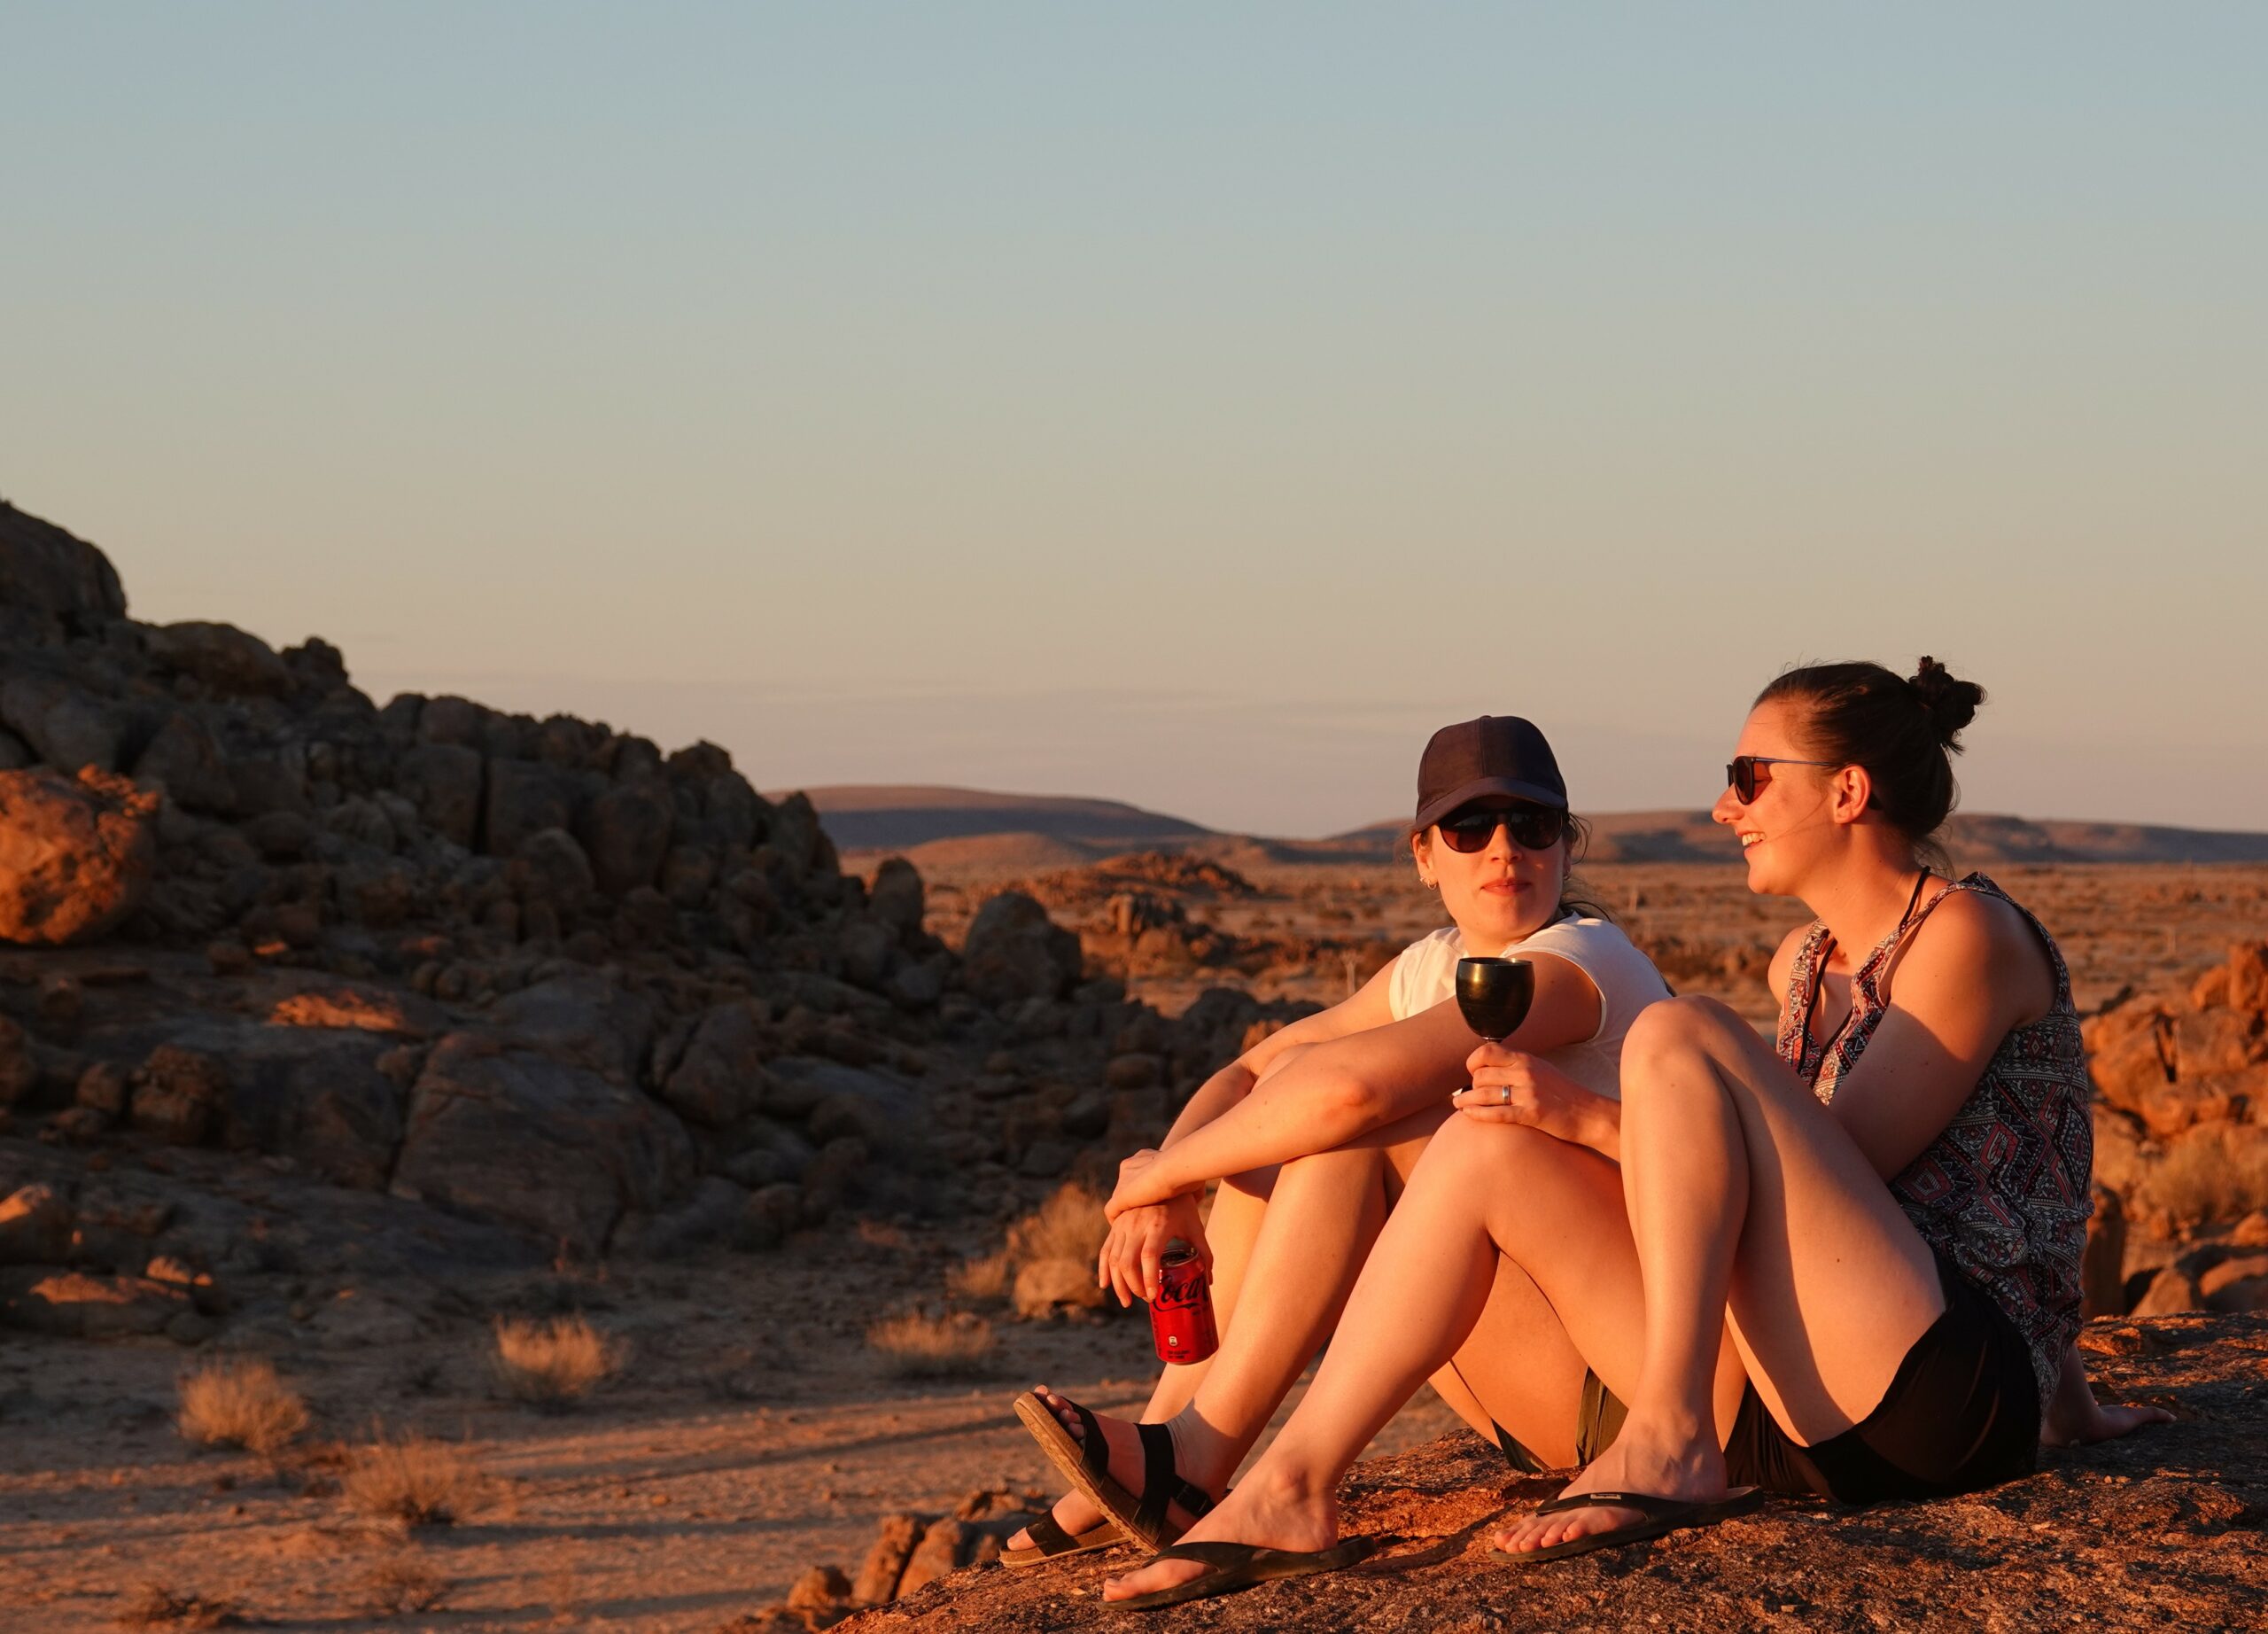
[1148,1241,1218,1366]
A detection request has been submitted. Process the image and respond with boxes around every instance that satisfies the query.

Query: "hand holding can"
[1147,1241,1219,1366]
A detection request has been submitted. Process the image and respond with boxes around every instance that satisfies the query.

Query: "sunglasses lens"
[1507,809,1565,850]
[1439,813,1495,852]
[1728,759,1759,801]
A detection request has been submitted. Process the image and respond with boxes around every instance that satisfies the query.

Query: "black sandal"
[1014,1389,1217,1552]
[999,1510,1126,1568]
[1490,1487,1762,1565]
[1107,1537,1377,1611]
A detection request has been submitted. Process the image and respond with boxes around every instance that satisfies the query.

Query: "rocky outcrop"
[0,767,159,945]
[0,501,1313,1334]
[959,892,1084,1006]
[819,1313,2268,1634]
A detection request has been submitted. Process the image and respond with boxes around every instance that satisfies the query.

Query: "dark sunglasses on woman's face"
[1725,755,1841,803]
[1437,804,1567,853]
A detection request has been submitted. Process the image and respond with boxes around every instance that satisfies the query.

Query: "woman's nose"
[1710,787,1740,825]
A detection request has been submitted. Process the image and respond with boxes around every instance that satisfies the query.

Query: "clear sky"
[5,4,2263,837]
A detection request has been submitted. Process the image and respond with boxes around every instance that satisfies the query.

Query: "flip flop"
[1491,1487,1763,1565]
[1107,1537,1378,1611]
[1014,1389,1216,1552]
[999,1511,1127,1568]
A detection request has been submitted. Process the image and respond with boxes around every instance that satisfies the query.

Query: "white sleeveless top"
[1387,915,1670,1101]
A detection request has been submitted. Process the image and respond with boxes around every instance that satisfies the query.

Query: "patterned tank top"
[1777,873,2092,1412]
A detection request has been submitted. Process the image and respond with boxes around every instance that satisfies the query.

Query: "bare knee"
[1419,1111,1566,1182]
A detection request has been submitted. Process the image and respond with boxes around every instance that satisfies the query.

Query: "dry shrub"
[340,1431,492,1526]
[2145,1134,2268,1226]
[176,1357,308,1457]
[114,1585,242,1630]
[491,1314,621,1409]
[359,1552,452,1617]
[866,1311,997,1378]
[945,1249,1010,1301]
[1005,1180,1109,1270]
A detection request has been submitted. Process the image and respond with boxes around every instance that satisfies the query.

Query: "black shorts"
[1494,1250,2039,1503]
[1724,1249,2040,1503]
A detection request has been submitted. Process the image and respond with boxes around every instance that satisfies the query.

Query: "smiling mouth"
[1738,833,1764,850]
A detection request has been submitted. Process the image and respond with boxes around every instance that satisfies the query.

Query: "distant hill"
[773,785,1209,853]
[788,784,2268,871]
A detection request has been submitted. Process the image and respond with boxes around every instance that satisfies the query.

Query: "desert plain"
[3,502,2265,1631]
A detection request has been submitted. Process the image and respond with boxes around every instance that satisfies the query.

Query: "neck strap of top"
[1798,869,1932,1060]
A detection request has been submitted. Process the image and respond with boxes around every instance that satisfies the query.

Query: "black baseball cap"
[1413,715,1568,831]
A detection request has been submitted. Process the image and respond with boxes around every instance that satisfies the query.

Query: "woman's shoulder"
[1398,924,1463,962]
[1919,875,2052,965]
[1518,914,1670,994]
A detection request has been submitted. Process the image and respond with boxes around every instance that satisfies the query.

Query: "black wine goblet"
[1456,955,1534,1042]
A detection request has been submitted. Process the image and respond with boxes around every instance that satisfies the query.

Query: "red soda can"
[1148,1241,1219,1366]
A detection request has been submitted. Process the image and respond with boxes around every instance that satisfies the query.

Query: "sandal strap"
[1132,1420,1216,1538]
[1022,1511,1076,1556]
[1067,1397,1112,1488]
[1534,1490,1697,1521]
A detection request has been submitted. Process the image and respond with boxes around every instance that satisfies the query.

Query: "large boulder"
[394,1032,695,1251]
[485,759,581,858]
[220,1030,408,1191]
[868,857,926,937]
[396,741,484,847]
[960,891,1083,1007]
[0,670,128,773]
[661,1000,772,1129]
[487,972,655,1085]
[130,711,237,813]
[142,620,292,698]
[578,778,675,896]
[0,767,159,945]
[0,502,126,638]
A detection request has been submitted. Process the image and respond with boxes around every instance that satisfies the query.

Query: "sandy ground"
[8,860,2260,1632]
[0,1231,1460,1634]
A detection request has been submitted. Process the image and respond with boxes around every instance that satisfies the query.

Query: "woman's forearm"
[1160,1062,1257,1150]
[1138,1067,1373,1202]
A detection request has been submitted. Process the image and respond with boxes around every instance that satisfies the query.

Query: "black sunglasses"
[1437,804,1567,853]
[1725,755,1840,802]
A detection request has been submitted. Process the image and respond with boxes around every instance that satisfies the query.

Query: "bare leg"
[1500,997,1944,1553]
[1104,1114,1737,1600]
[1007,1165,1275,1547]
[1024,1107,1447,1544]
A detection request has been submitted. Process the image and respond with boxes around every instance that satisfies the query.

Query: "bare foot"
[1100,1462,1338,1602]
[1491,1414,1727,1556]
[1006,1487,1109,1554]
[1022,1385,1223,1543]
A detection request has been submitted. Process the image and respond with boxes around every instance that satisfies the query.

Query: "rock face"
[831,1313,2268,1634]
[395,1032,696,1252]
[0,767,159,945]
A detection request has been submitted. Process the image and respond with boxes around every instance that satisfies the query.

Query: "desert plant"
[2144,1134,2268,1226]
[491,1315,622,1409]
[945,1248,1010,1301]
[1005,1180,1110,1270]
[358,1552,452,1616]
[175,1357,308,1457]
[339,1430,492,1526]
[113,1584,242,1630]
[866,1310,997,1379]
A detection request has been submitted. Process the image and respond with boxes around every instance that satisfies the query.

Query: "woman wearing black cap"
[1094,659,2164,1609]
[1005,714,1671,1568]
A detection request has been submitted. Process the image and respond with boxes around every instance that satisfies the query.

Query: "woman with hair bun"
[1100,658,2166,1608]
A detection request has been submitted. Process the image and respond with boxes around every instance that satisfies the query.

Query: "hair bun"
[1908,656,1984,747]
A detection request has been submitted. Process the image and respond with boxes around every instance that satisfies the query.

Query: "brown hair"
[1756,655,1986,869]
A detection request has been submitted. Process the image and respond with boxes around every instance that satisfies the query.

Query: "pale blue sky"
[5,4,2263,836]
